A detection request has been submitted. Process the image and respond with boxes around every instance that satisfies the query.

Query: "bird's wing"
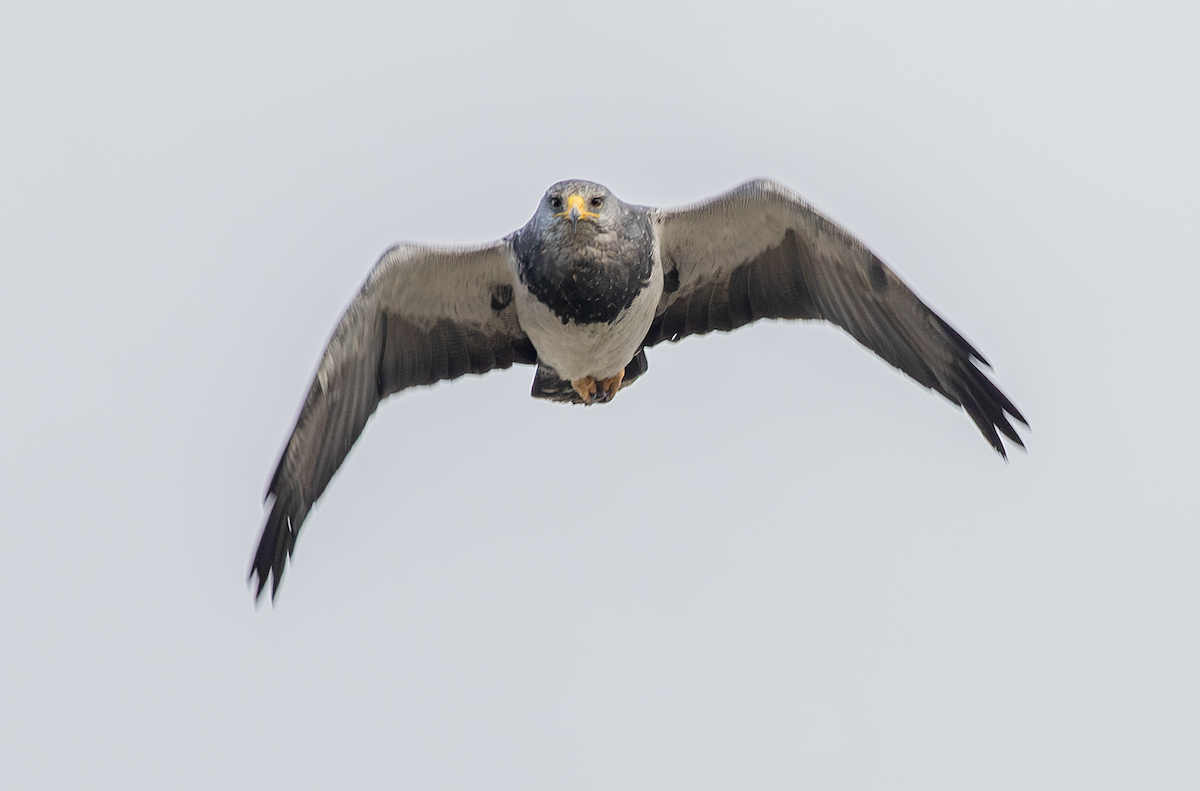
[250,241,535,600]
[645,179,1026,455]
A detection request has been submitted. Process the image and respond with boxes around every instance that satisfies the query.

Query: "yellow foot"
[571,376,597,404]
[596,369,625,403]
[571,368,625,404]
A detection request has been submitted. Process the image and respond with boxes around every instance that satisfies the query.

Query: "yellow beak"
[557,194,600,228]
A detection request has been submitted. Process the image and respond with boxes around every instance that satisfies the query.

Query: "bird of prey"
[249,179,1027,600]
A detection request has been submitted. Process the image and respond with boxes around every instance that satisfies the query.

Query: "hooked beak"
[556,194,600,230]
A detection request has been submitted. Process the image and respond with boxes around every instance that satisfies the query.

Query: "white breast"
[514,263,664,382]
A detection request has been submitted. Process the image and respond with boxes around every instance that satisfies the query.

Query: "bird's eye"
[590,197,604,208]
[549,196,563,210]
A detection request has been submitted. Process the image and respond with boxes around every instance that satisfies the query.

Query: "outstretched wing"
[644,179,1026,455]
[250,241,536,600]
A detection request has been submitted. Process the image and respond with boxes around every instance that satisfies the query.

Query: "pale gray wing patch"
[251,242,532,600]
[645,180,1026,456]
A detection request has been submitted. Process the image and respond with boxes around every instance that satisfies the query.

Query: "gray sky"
[2,1,1196,788]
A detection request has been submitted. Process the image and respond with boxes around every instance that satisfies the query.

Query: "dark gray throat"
[514,217,655,325]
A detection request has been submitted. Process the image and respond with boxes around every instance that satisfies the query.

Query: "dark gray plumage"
[250,178,1027,600]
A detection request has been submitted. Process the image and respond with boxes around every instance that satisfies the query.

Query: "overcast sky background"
[1,2,1196,788]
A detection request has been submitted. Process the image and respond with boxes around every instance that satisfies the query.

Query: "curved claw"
[572,369,625,404]
[597,369,625,403]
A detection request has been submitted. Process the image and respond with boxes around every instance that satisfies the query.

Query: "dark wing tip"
[932,315,1028,456]
[948,355,1028,459]
[248,491,306,603]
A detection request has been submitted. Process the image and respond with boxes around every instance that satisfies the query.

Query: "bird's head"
[539,180,615,236]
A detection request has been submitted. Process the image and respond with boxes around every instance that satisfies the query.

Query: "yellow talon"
[597,369,624,403]
[571,376,597,404]
[571,369,624,404]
